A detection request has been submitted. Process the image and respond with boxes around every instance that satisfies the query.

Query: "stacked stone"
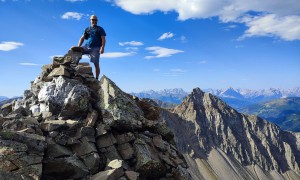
[0,49,191,179]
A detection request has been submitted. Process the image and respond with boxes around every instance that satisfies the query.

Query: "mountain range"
[131,88,188,105]
[132,87,300,109]
[239,97,300,132]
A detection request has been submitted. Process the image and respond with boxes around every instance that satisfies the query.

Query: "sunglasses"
[91,19,98,21]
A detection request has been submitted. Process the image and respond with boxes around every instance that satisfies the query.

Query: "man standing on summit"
[77,15,106,80]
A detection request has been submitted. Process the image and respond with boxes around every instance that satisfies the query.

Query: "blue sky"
[0,0,299,97]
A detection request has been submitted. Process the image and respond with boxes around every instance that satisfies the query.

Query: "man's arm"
[78,35,85,47]
[100,36,106,54]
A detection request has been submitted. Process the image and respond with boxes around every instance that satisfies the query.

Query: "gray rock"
[30,104,40,114]
[0,130,45,154]
[60,83,90,117]
[46,143,73,158]
[43,155,89,179]
[71,137,97,156]
[81,152,106,174]
[101,145,122,161]
[91,168,124,180]
[86,110,98,127]
[134,138,167,179]
[75,63,93,75]
[115,132,136,144]
[38,76,88,115]
[99,76,143,131]
[117,143,134,160]
[96,133,117,148]
[125,171,139,180]
[48,66,71,77]
[96,122,109,137]
[40,119,67,132]
[1,103,12,116]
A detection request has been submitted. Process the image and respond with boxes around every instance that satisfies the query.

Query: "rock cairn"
[0,49,191,180]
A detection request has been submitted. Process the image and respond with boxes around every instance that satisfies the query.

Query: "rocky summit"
[0,50,191,179]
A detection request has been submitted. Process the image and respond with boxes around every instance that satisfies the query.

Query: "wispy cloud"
[125,47,139,51]
[145,46,184,59]
[19,63,42,66]
[164,69,187,77]
[111,0,300,41]
[170,69,186,73]
[153,68,160,72]
[101,52,136,58]
[61,12,84,20]
[198,60,207,64]
[179,35,187,43]
[158,32,174,40]
[224,24,237,31]
[119,41,143,46]
[0,41,23,51]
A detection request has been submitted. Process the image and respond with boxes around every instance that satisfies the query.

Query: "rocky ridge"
[160,88,300,179]
[0,49,191,179]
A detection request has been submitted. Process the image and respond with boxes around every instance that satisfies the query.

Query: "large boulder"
[38,76,90,117]
[99,76,143,131]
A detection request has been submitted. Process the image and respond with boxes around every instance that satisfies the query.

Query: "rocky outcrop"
[0,49,190,179]
[161,88,300,179]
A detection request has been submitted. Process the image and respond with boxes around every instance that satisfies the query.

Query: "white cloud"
[240,14,300,41]
[119,41,143,46]
[0,41,24,51]
[158,32,174,40]
[101,52,136,58]
[153,68,160,72]
[61,12,84,20]
[111,0,300,41]
[19,63,41,66]
[145,46,184,59]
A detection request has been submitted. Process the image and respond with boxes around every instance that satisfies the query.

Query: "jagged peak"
[180,87,230,110]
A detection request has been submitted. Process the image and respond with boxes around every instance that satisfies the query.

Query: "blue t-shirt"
[83,25,106,48]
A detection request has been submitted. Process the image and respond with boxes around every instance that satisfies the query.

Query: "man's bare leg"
[94,63,100,80]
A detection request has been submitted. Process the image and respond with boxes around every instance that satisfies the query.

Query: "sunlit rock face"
[161,88,300,180]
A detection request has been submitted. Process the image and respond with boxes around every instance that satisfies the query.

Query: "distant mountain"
[0,97,21,107]
[239,97,300,132]
[131,88,188,104]
[0,96,9,102]
[132,87,300,109]
[205,87,300,104]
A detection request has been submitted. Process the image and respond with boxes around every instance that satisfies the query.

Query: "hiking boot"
[70,46,84,52]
